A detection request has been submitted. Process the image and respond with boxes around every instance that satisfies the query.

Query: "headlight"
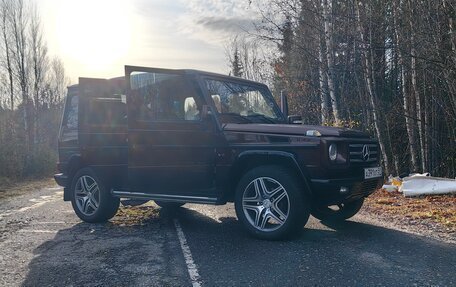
[329,143,337,161]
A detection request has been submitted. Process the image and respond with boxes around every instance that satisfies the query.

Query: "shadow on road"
[22,205,456,286]
[174,207,456,286]
[21,207,188,287]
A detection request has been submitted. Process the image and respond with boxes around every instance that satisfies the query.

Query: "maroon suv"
[54,66,383,240]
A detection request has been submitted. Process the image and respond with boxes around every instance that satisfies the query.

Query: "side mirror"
[288,115,302,124]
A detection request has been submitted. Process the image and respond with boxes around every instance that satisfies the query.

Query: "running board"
[111,190,218,205]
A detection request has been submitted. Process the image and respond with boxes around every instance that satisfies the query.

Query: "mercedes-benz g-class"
[54,66,383,240]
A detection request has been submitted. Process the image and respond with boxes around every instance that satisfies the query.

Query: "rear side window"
[87,96,127,127]
[63,95,78,131]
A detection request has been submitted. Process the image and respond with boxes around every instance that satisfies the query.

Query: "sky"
[37,0,258,83]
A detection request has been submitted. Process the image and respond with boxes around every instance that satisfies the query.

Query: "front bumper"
[54,173,68,187]
[311,176,382,205]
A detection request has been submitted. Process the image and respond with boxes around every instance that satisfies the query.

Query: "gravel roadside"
[361,189,456,244]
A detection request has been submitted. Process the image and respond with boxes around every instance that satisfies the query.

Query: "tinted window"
[130,72,201,122]
[87,96,127,127]
[205,79,282,124]
[64,95,78,130]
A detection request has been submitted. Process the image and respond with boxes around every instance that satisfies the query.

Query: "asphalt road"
[1,185,455,286]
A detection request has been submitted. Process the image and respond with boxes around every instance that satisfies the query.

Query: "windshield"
[205,79,284,124]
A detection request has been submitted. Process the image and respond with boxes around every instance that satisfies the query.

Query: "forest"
[227,0,455,178]
[0,0,454,182]
[0,0,68,182]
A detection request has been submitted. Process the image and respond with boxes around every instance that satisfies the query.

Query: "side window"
[63,95,78,131]
[206,79,275,117]
[87,95,127,127]
[61,95,78,139]
[130,72,201,122]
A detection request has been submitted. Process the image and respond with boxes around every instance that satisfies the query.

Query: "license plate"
[364,167,382,179]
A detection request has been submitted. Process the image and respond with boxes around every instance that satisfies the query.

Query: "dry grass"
[111,204,161,227]
[364,188,456,232]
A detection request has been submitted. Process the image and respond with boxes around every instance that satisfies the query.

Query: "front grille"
[349,143,378,163]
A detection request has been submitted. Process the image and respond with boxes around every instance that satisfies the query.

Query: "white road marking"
[0,191,61,219]
[174,219,202,287]
[18,229,57,233]
[32,221,79,225]
[17,201,49,212]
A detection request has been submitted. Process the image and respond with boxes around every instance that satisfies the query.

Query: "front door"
[125,66,217,197]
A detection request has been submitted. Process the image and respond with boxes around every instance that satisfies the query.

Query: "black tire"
[311,198,364,222]
[234,165,310,240]
[70,167,120,223]
[155,201,185,209]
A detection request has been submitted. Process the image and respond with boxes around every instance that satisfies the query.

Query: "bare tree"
[0,0,69,179]
[225,35,273,84]
[318,35,329,124]
[392,0,418,171]
[9,0,32,151]
[322,0,341,125]
[406,0,425,172]
[29,4,48,144]
[48,57,68,105]
[0,0,14,110]
[355,0,390,174]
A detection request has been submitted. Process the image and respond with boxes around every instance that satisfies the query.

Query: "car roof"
[124,65,267,88]
[69,67,268,91]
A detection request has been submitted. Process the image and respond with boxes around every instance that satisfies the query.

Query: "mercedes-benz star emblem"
[362,145,370,161]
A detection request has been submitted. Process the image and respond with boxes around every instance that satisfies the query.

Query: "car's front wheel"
[311,198,364,222]
[70,168,120,223]
[235,165,310,240]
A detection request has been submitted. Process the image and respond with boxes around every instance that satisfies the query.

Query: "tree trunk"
[355,1,390,175]
[423,72,430,172]
[318,35,329,124]
[408,0,426,172]
[1,0,14,110]
[442,0,456,118]
[393,0,418,172]
[11,0,33,154]
[443,0,456,64]
[322,0,341,125]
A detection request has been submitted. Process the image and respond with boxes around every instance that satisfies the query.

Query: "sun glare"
[56,0,131,74]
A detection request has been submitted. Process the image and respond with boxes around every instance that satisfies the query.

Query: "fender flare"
[63,154,83,201]
[232,150,313,197]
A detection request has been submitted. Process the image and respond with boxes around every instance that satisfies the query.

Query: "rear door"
[78,77,128,188]
[58,86,79,170]
[125,66,217,197]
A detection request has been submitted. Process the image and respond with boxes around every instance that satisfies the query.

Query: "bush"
[23,145,58,177]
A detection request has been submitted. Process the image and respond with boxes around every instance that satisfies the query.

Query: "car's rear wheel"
[235,165,310,240]
[70,168,120,223]
[155,201,185,209]
[311,198,364,222]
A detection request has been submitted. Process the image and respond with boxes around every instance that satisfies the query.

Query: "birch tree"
[355,0,390,174]
[322,0,341,125]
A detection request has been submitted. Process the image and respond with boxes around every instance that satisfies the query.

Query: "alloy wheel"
[75,175,100,216]
[242,177,290,232]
